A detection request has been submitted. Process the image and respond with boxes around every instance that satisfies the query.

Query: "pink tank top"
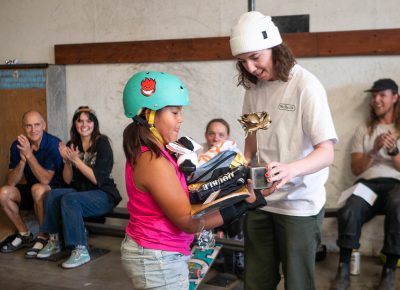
[125,146,194,255]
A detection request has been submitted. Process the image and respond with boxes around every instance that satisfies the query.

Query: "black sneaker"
[378,267,396,290]
[330,263,350,290]
[0,233,33,253]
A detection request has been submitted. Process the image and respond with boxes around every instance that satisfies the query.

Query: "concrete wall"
[1,0,399,255]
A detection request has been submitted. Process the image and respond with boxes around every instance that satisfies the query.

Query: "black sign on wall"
[272,14,310,33]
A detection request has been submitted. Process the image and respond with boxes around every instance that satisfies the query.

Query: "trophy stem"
[256,131,260,166]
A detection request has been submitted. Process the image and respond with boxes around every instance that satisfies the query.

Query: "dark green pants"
[244,208,324,290]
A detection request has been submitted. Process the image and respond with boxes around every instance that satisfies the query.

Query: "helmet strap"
[148,110,165,145]
[132,115,150,128]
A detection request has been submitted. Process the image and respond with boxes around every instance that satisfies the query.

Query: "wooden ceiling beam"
[54,28,400,65]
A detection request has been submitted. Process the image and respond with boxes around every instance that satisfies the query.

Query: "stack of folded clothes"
[187,140,249,208]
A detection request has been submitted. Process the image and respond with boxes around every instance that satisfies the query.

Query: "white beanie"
[230,11,282,56]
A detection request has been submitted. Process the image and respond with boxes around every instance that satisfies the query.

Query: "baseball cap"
[365,78,398,93]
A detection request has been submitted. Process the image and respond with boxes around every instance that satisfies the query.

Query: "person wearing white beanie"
[230,11,282,57]
[229,11,338,290]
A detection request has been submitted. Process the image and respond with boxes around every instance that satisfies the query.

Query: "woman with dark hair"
[36,106,121,269]
[229,11,337,290]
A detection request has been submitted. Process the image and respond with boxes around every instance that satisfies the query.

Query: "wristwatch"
[387,146,399,156]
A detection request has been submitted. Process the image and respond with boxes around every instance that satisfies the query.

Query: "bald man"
[0,111,64,258]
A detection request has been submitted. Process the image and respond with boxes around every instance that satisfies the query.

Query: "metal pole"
[248,0,255,11]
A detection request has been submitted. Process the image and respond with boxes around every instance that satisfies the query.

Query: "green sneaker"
[61,245,91,269]
[36,239,61,259]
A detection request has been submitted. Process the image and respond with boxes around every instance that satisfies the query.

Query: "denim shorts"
[121,235,190,290]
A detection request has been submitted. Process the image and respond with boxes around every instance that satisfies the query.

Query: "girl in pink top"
[124,146,193,256]
[121,71,265,290]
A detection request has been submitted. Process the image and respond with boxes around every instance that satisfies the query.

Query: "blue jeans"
[40,188,114,248]
[121,235,190,290]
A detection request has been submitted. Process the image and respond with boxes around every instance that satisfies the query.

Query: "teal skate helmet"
[123,71,189,118]
[123,71,190,144]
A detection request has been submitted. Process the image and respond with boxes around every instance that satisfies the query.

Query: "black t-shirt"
[67,136,121,206]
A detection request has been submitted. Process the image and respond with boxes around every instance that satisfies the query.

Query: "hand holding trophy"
[238,112,273,189]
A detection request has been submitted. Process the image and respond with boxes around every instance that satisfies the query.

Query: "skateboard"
[188,244,222,290]
[190,186,250,218]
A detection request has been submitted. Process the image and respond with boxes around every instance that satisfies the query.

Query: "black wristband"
[388,146,399,156]
[219,190,267,225]
[219,202,248,225]
[247,189,267,210]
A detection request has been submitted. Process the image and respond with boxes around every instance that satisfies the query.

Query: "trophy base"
[250,167,273,189]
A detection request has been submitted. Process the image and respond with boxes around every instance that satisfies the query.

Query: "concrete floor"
[0,234,398,290]
[200,256,399,290]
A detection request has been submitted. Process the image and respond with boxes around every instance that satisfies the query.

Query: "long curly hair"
[366,91,400,135]
[235,43,296,89]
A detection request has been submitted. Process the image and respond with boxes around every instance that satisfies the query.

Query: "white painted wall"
[1,0,399,255]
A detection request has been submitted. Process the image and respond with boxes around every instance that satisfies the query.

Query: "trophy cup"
[238,112,272,189]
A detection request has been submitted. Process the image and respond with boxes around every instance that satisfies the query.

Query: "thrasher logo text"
[201,171,235,191]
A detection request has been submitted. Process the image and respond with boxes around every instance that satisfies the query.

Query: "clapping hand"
[382,130,398,152]
[59,142,80,165]
[17,134,32,160]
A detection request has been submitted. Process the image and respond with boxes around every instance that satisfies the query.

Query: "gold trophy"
[238,112,272,189]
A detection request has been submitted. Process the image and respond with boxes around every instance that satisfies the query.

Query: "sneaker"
[330,263,350,290]
[378,267,396,290]
[61,245,91,269]
[37,239,61,259]
[235,252,245,280]
[1,233,33,253]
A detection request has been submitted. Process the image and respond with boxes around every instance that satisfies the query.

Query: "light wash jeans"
[40,188,114,248]
[121,235,190,290]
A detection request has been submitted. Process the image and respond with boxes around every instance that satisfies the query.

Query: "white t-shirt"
[242,64,338,216]
[351,123,400,180]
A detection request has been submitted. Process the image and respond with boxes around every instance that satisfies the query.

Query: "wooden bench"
[93,206,341,221]
[84,207,129,238]
[85,207,342,251]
